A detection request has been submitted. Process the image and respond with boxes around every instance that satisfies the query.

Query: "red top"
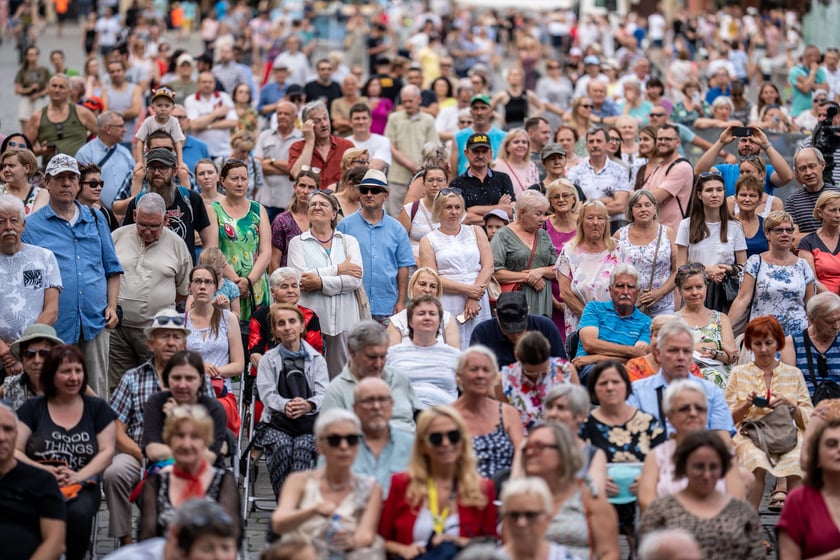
[379,472,498,545]
[288,135,355,188]
[776,484,840,557]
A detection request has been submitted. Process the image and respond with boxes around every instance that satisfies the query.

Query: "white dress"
[404,198,438,262]
[426,225,491,349]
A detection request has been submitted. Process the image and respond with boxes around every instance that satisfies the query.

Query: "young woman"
[554,125,582,171]
[77,163,119,230]
[387,268,459,349]
[195,159,223,209]
[494,129,540,197]
[270,170,320,270]
[233,83,258,133]
[398,166,445,266]
[491,66,544,130]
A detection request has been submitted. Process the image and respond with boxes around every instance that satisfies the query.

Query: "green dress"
[212,200,270,322]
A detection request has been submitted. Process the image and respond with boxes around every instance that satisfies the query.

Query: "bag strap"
[665,158,691,218]
[410,199,420,222]
[746,256,762,319]
[647,225,663,291]
[575,478,596,556]
[803,329,821,388]
[525,233,539,270]
[96,145,117,168]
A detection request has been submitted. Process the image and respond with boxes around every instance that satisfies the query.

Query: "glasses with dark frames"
[322,434,360,447]
[427,429,461,446]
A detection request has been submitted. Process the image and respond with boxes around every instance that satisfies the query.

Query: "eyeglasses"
[351,159,370,165]
[23,348,51,359]
[322,434,360,447]
[6,141,28,149]
[427,429,461,447]
[82,180,103,188]
[356,395,392,407]
[609,137,621,142]
[153,315,185,327]
[504,511,545,522]
[358,186,386,195]
[300,166,321,174]
[523,441,561,453]
[148,165,170,174]
[674,403,708,415]
[770,227,794,234]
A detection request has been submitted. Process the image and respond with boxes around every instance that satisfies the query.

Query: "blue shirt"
[22,202,123,343]
[336,211,415,316]
[182,135,210,174]
[627,371,736,436]
[258,81,287,115]
[576,301,651,358]
[454,126,507,175]
[75,138,136,209]
[716,162,777,196]
[591,98,621,119]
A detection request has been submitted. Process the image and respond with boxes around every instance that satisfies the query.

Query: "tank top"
[504,90,528,127]
[38,104,87,161]
[471,402,515,479]
[104,84,138,143]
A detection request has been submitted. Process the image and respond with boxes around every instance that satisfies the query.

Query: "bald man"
[638,529,702,560]
[254,100,303,222]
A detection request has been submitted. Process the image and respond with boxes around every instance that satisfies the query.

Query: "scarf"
[278,342,308,361]
[172,459,209,502]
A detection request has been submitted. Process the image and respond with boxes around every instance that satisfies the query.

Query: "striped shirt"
[791,330,840,396]
[785,184,840,234]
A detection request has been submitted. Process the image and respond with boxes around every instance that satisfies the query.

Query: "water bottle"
[325,513,343,559]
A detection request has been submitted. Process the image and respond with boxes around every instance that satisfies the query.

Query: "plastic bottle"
[325,513,343,559]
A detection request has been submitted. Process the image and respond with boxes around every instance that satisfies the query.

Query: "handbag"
[739,405,798,466]
[340,234,372,320]
[268,354,318,437]
[638,225,663,315]
[803,329,840,404]
[496,232,539,296]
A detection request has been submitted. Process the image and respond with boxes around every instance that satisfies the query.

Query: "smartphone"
[731,126,752,137]
[456,312,468,324]
[753,396,768,408]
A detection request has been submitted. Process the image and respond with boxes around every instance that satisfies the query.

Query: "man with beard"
[786,147,840,236]
[644,124,694,230]
[121,147,215,262]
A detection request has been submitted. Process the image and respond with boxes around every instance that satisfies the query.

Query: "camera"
[812,104,840,183]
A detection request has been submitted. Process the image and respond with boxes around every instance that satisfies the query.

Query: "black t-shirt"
[142,391,228,464]
[469,314,566,367]
[17,395,117,472]
[0,461,66,559]
[304,80,342,109]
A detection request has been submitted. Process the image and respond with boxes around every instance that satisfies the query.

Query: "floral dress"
[676,309,731,389]
[581,409,666,465]
[213,200,270,322]
[555,243,624,337]
[500,357,575,431]
[745,255,814,336]
[617,225,674,317]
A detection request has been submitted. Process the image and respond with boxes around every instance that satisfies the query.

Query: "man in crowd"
[21,154,122,396]
[331,75,366,138]
[212,41,251,95]
[163,53,198,105]
[451,94,506,174]
[75,111,136,209]
[102,59,144,149]
[436,79,474,141]
[304,58,342,109]
[258,59,290,118]
[348,103,392,172]
[587,80,621,126]
[289,100,354,188]
[271,34,310,88]
[525,117,551,180]
[255,100,302,222]
[790,45,827,118]
[645,124,695,230]
[25,73,98,162]
[184,71,238,159]
[786,147,840,236]
[451,133,515,224]
[648,105,729,161]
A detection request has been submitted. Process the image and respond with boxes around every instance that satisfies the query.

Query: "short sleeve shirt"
[576,300,651,358]
[0,243,62,344]
[565,158,631,221]
[675,218,747,266]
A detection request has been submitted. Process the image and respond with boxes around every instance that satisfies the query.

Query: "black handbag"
[269,354,317,436]
[803,329,840,404]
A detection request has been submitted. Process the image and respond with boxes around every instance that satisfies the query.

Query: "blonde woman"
[545,179,579,334]
[493,129,540,197]
[798,190,840,294]
[387,267,460,348]
[327,147,369,191]
[564,98,594,157]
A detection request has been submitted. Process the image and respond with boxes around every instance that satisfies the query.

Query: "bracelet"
[762,144,771,151]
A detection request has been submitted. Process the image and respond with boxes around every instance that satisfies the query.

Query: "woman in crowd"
[564,97,594,157]
[139,404,240,541]
[257,303,329,498]
[605,127,629,172]
[554,125,582,171]
[674,263,738,388]
[781,292,840,399]
[798,191,840,295]
[726,153,783,216]
[419,189,493,349]
[730,176,768,259]
[362,76,392,135]
[725,316,812,510]
[632,126,660,191]
[556,200,625,337]
[431,77,456,113]
[619,79,652,126]
[195,159,223,209]
[694,96,743,129]
[536,60,574,131]
[77,162,119,229]
[1,133,34,154]
[491,190,557,318]
[671,79,709,127]
[387,267,459,349]
[491,66,544,130]
[452,346,524,480]
[638,379,748,512]
[270,169,320,270]
[185,266,244,434]
[334,166,365,219]
[212,160,271,324]
[493,128,540,197]
[544,179,578,335]
[325,148,368,192]
[386,295,459,407]
[501,477,580,560]
[0,324,63,409]
[625,314,705,382]
[520,421,620,560]
[639,430,764,559]
[615,190,676,317]
[83,55,104,99]
[748,82,789,123]
[272,409,384,558]
[0,148,47,214]
[287,191,363,376]
[15,345,117,560]
[497,331,578,432]
[195,247,240,317]
[379,406,497,558]
[14,46,49,131]
[219,131,264,200]
[398,166,445,266]
[777,418,840,558]
[676,172,746,313]
[404,142,449,206]
[233,83,258,133]
[729,211,815,337]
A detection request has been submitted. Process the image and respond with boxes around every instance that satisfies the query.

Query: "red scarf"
[172,459,208,502]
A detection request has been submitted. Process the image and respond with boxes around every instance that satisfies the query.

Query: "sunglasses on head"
[154,315,185,327]
[438,187,462,196]
[23,348,51,359]
[301,165,321,174]
[322,434,360,448]
[678,262,706,274]
[696,171,722,181]
[427,429,461,447]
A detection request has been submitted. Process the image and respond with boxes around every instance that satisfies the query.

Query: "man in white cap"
[163,53,198,105]
[21,153,123,397]
[337,169,415,324]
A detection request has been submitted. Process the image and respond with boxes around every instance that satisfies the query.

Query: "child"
[483,208,510,242]
[196,247,241,318]
[134,85,185,168]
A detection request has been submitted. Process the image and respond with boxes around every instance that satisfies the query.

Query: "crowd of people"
[3,1,840,559]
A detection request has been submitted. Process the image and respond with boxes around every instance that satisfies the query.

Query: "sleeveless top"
[743,216,768,258]
[545,482,592,560]
[404,198,438,261]
[104,84,138,143]
[654,439,726,498]
[0,184,41,215]
[471,402,515,479]
[186,309,233,392]
[504,90,528,127]
[617,224,674,316]
[38,103,87,160]
[154,468,226,537]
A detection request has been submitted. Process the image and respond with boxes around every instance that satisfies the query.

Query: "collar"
[195,90,221,101]
[466,167,493,178]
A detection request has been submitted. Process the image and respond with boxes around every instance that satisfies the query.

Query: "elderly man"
[627,319,735,436]
[786,147,840,236]
[331,75,366,137]
[348,103,392,171]
[184,71,238,158]
[385,84,437,216]
[75,111,136,209]
[21,154,122,397]
[337,169,414,323]
[451,132,516,224]
[288,100,354,187]
[0,195,61,376]
[122,147,215,262]
[322,321,420,433]
[254,101,302,222]
[258,58,290,118]
[0,402,66,560]
[574,264,652,383]
[102,59,144,149]
[108,192,192,389]
[638,529,702,560]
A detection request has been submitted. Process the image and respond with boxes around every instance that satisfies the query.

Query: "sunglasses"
[504,511,544,522]
[697,171,722,179]
[740,155,762,162]
[6,141,27,149]
[301,165,321,174]
[23,348,51,359]
[427,429,461,446]
[55,122,64,140]
[322,434,360,447]
[678,262,706,273]
[358,186,386,195]
[579,104,593,109]
[82,180,103,188]
[438,187,462,196]
[154,315,185,327]
[649,112,666,117]
[351,159,370,165]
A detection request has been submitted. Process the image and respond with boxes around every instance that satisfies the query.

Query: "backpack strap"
[665,157,692,218]
[409,199,420,222]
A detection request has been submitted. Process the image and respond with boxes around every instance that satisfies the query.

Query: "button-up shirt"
[352,425,414,495]
[75,137,136,209]
[288,135,355,188]
[384,110,438,185]
[566,157,631,222]
[576,300,651,358]
[255,127,302,209]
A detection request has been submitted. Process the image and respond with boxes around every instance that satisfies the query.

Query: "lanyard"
[427,478,451,535]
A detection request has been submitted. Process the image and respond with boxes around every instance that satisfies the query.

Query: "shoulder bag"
[803,329,840,404]
[498,231,539,294]
[739,404,798,466]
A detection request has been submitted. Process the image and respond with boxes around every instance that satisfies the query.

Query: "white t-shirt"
[676,218,747,266]
[350,134,392,166]
[648,13,666,40]
[184,91,237,158]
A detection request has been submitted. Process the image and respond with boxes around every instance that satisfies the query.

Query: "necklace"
[324,475,353,492]
[311,231,334,244]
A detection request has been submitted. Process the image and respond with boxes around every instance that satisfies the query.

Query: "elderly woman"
[556,200,625,337]
[781,292,840,402]
[379,406,497,558]
[501,477,580,560]
[139,404,240,541]
[288,191,364,377]
[618,79,653,126]
[257,303,330,498]
[798,191,840,294]
[638,379,749,513]
[387,268,459,348]
[614,190,676,316]
[494,129,540,197]
[639,430,764,559]
[419,189,493,350]
[544,179,579,334]
[694,96,743,129]
[270,169,320,270]
[272,409,384,559]
[0,148,48,214]
[520,421,620,559]
[397,166,445,265]
[728,211,815,336]
[626,314,705,382]
[496,331,578,432]
[0,324,63,408]
[726,316,812,510]
[386,295,459,407]
[15,344,117,560]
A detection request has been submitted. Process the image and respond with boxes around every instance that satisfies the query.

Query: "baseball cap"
[151,86,176,103]
[483,209,510,224]
[10,324,63,361]
[466,133,492,150]
[145,147,177,167]
[541,143,566,160]
[144,309,191,338]
[176,53,194,66]
[357,169,389,190]
[45,153,80,177]
[496,291,529,333]
[81,96,104,112]
[584,55,600,66]
[286,84,304,99]
[470,94,491,107]
[272,57,289,70]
